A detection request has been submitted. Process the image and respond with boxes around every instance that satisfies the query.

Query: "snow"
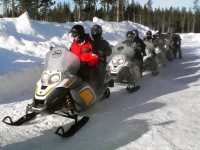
[0,12,200,150]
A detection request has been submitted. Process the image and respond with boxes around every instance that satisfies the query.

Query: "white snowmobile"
[2,47,111,137]
[108,43,141,92]
[143,41,159,76]
[155,46,167,66]
[162,33,173,61]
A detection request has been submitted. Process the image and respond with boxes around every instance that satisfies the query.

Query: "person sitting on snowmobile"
[90,24,113,94]
[153,30,165,52]
[69,24,99,86]
[143,30,159,75]
[122,29,146,76]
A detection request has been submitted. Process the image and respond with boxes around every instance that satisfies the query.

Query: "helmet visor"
[70,29,79,37]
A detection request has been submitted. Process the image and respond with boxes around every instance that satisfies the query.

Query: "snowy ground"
[0,13,200,150]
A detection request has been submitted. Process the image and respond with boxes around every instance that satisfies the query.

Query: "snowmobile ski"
[152,71,159,76]
[2,112,38,126]
[126,85,140,93]
[55,116,89,137]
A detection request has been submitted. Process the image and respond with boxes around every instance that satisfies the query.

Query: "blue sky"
[0,0,195,15]
[56,0,194,10]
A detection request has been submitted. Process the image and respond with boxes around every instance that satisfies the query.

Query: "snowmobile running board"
[2,112,39,126]
[55,116,89,137]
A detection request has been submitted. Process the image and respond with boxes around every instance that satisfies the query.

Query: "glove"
[99,51,104,56]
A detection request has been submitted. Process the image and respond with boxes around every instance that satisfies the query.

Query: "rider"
[69,24,99,84]
[123,29,146,76]
[90,24,112,94]
[153,29,165,52]
[91,24,112,73]
[143,31,159,75]
[131,29,146,75]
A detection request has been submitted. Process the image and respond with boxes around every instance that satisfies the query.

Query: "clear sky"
[0,0,195,15]
[55,0,195,10]
[136,0,194,10]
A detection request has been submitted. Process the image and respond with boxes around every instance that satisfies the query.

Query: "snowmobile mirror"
[50,46,54,51]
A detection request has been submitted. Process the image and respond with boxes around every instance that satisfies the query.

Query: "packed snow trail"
[1,45,200,150]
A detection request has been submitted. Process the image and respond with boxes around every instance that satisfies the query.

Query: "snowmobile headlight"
[112,58,118,64]
[145,49,150,54]
[41,73,49,83]
[155,47,160,53]
[118,59,124,65]
[49,74,60,84]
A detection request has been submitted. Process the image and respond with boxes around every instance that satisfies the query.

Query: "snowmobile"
[153,36,167,67]
[162,33,173,61]
[164,43,173,61]
[171,34,182,59]
[154,45,167,67]
[2,47,111,137]
[143,41,159,76]
[108,43,141,92]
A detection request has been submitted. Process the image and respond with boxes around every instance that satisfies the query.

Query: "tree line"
[1,0,200,33]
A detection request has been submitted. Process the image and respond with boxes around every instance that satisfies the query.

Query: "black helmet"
[155,32,160,39]
[146,31,152,37]
[91,24,102,39]
[70,24,85,37]
[91,25,102,35]
[126,31,134,41]
[132,29,139,36]
[132,29,139,40]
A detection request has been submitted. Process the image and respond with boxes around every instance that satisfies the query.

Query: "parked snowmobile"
[108,43,141,92]
[154,35,167,67]
[143,41,159,76]
[164,43,173,61]
[162,33,173,61]
[171,33,182,59]
[2,47,111,137]
[154,46,167,67]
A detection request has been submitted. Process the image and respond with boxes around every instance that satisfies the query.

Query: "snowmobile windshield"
[44,47,80,74]
[111,43,136,60]
[143,41,155,51]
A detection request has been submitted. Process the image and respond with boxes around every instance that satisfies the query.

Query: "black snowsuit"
[92,36,112,95]
[122,37,146,74]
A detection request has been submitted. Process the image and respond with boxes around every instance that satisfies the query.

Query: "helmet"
[126,31,134,41]
[70,24,85,37]
[146,31,152,37]
[91,24,102,39]
[132,29,139,40]
[132,29,139,36]
[155,32,160,39]
[91,25,102,35]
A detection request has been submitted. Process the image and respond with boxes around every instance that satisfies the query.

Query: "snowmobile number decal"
[64,76,77,88]
[52,50,62,58]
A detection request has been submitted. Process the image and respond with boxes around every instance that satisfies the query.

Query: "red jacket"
[70,34,99,67]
